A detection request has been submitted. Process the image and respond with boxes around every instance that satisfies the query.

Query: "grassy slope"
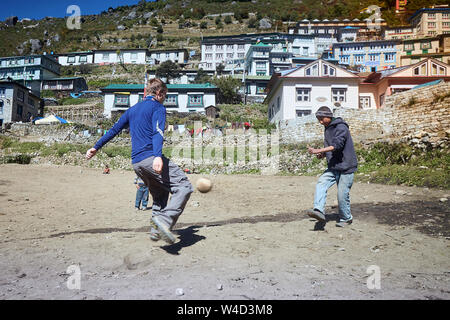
[2,0,448,58]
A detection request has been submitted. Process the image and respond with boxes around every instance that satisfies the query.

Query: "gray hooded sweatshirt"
[323,117,358,174]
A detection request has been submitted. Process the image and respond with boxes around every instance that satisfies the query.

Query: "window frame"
[359,96,371,109]
[296,88,311,102]
[114,94,130,107]
[332,88,347,103]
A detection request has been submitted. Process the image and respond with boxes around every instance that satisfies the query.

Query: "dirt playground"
[0,164,449,300]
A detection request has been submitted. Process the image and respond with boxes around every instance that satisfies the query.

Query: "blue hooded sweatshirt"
[323,117,358,174]
[93,96,166,164]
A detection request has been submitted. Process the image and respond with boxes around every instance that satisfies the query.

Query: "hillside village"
[0,1,449,127]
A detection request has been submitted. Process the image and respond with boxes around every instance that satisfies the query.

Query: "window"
[384,53,395,62]
[166,53,170,59]
[0,101,3,114]
[421,41,432,49]
[369,54,380,62]
[443,13,450,20]
[428,13,436,20]
[428,22,436,29]
[205,53,213,60]
[237,53,244,58]
[339,56,349,64]
[296,109,311,117]
[332,88,346,102]
[17,104,23,116]
[17,90,24,102]
[379,93,385,106]
[0,87,5,96]
[206,63,212,69]
[79,55,87,63]
[256,62,266,70]
[305,63,318,76]
[323,64,335,76]
[354,55,364,64]
[131,53,138,60]
[138,94,144,102]
[413,63,427,76]
[227,45,234,51]
[359,96,370,109]
[188,95,203,107]
[216,53,223,60]
[205,45,213,51]
[431,63,446,75]
[24,58,34,64]
[238,44,245,50]
[114,94,129,106]
[302,47,309,56]
[227,53,233,59]
[216,45,223,51]
[443,22,450,29]
[164,94,178,107]
[296,88,311,102]
[67,56,76,63]
[102,53,109,61]
[28,97,35,107]
[404,43,414,51]
[256,85,266,94]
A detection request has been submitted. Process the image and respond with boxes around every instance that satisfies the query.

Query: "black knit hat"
[315,106,333,118]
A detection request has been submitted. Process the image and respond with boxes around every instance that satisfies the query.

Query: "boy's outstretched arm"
[85,112,130,160]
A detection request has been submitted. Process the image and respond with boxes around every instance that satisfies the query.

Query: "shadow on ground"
[5,199,447,244]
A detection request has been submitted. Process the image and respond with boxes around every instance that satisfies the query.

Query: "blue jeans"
[135,185,149,209]
[313,169,354,222]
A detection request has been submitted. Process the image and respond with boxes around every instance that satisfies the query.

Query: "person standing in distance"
[86,78,194,244]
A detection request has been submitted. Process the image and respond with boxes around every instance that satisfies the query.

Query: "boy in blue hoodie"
[86,78,193,244]
[307,106,358,227]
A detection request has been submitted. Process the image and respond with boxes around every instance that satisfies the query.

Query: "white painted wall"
[103,92,217,118]
[268,78,360,123]
[58,54,94,66]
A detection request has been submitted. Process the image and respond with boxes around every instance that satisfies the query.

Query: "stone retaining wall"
[280,81,450,146]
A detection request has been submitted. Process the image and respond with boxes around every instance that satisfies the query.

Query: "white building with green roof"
[100,83,218,118]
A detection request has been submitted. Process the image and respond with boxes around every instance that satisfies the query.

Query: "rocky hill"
[1,0,448,58]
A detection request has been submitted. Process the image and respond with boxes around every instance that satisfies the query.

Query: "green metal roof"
[231,75,271,81]
[102,83,217,91]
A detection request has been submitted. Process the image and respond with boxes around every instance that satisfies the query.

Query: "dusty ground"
[0,164,449,300]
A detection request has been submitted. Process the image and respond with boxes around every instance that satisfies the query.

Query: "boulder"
[143,12,154,19]
[29,39,43,53]
[259,18,272,29]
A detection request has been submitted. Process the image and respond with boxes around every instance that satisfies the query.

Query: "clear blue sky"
[1,0,154,21]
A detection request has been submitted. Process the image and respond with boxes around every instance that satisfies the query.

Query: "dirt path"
[0,164,449,300]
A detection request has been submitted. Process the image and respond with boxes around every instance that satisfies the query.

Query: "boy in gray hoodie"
[307,106,358,227]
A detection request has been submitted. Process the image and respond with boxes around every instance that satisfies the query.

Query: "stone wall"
[280,81,450,146]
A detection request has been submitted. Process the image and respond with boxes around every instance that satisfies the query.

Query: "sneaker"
[151,216,176,244]
[135,207,140,211]
[336,219,353,228]
[142,207,148,211]
[306,209,326,222]
[150,230,161,241]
